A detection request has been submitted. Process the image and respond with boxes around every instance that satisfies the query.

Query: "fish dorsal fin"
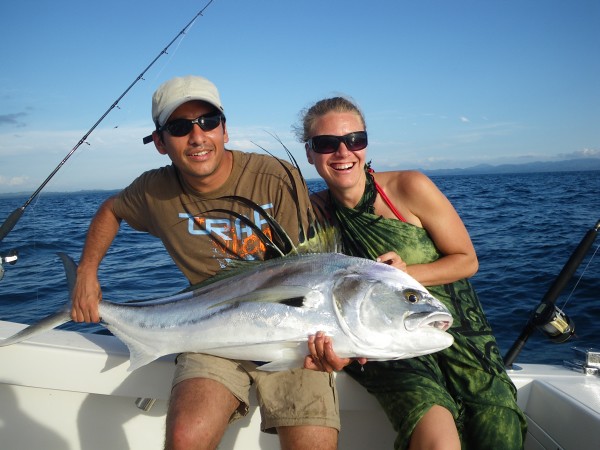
[209,198,293,257]
[185,222,341,300]
[252,133,312,245]
[199,140,343,259]
[294,221,341,255]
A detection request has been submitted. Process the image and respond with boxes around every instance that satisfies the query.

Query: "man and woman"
[72,73,526,449]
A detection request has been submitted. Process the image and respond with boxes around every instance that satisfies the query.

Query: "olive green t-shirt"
[113,150,310,285]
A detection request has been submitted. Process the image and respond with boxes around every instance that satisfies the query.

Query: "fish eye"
[404,290,421,304]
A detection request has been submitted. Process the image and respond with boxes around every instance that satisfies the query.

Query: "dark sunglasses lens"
[165,119,193,137]
[199,115,221,131]
[163,114,222,136]
[346,132,368,151]
[310,132,368,154]
[311,136,340,154]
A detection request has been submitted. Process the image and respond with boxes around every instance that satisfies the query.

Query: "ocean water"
[0,170,598,365]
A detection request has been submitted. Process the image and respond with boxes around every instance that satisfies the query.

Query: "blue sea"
[0,171,598,365]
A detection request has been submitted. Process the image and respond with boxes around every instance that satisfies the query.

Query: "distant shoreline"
[420,158,600,177]
[1,162,599,198]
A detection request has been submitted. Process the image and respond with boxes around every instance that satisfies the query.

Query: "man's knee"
[165,378,240,450]
[165,416,219,450]
[278,425,338,450]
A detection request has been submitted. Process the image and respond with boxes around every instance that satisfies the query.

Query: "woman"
[295,97,527,450]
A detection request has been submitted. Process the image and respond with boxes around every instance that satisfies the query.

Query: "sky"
[0,0,599,194]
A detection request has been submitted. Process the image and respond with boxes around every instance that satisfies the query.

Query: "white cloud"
[0,175,29,187]
[558,148,600,159]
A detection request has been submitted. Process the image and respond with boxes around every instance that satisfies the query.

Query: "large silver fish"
[0,250,453,371]
[0,151,454,371]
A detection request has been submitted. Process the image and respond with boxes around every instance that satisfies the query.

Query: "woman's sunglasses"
[160,112,224,137]
[307,131,368,154]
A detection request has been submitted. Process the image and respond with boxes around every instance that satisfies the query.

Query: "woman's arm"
[380,171,478,286]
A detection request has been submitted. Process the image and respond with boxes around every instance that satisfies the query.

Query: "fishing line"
[559,242,599,310]
[150,18,194,83]
[0,0,216,244]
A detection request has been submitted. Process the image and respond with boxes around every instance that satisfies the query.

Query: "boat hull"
[1,320,599,450]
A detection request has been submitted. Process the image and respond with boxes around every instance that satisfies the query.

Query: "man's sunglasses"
[143,113,224,144]
[307,131,368,154]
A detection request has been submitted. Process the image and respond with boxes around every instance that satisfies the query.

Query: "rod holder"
[0,250,18,282]
[563,347,600,376]
[135,397,157,412]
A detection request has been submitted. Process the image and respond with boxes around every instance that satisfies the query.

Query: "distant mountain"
[421,158,600,176]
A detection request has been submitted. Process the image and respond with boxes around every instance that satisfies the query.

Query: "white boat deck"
[1,320,599,450]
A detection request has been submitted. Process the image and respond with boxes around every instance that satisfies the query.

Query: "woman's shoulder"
[374,169,435,194]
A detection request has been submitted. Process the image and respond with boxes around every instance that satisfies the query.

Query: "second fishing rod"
[0,0,216,246]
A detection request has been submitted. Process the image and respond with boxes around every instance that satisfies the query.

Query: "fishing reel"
[504,220,596,368]
[531,300,575,344]
[0,250,18,282]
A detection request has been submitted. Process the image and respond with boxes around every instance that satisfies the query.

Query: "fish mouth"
[405,312,453,332]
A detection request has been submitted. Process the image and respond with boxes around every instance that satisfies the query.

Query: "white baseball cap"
[143,75,225,144]
[152,75,224,127]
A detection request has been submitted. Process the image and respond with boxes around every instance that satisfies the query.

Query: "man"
[70,75,339,450]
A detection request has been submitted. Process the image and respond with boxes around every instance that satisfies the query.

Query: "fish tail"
[0,252,76,346]
[57,252,77,298]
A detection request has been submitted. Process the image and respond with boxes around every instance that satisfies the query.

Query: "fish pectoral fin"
[212,286,314,308]
[257,357,307,372]
[256,343,308,372]
[127,349,163,372]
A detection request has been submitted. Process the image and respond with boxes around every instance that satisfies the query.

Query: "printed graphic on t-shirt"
[178,202,274,261]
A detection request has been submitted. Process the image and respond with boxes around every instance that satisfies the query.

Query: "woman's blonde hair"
[293,96,366,142]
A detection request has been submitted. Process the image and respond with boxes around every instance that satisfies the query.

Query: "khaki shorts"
[172,353,340,433]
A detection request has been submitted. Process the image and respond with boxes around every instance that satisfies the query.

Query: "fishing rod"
[503,219,600,368]
[0,0,215,246]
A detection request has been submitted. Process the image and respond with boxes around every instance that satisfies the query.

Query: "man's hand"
[69,196,120,324]
[70,270,102,323]
[304,331,367,373]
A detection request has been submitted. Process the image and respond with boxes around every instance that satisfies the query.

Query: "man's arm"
[71,195,122,323]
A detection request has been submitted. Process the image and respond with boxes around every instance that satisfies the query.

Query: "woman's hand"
[377,251,407,272]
